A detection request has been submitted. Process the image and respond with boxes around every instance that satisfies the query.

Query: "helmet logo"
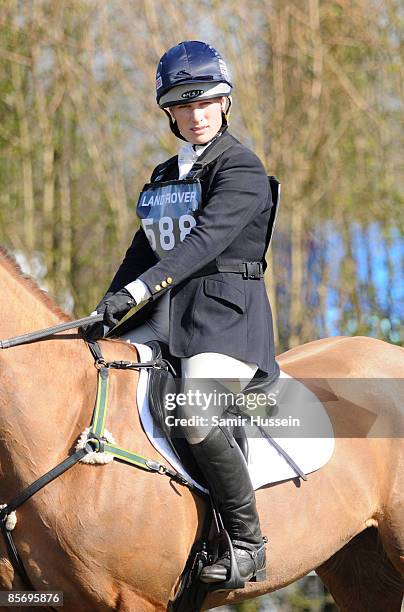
[181,89,204,99]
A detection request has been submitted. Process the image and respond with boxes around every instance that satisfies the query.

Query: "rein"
[0,320,202,595]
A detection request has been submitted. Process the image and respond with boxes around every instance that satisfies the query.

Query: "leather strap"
[0,447,92,518]
[187,131,239,179]
[192,260,264,280]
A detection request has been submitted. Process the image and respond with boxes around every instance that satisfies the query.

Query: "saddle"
[145,340,249,477]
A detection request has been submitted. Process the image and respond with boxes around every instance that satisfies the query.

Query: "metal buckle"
[242,262,263,279]
[94,358,107,370]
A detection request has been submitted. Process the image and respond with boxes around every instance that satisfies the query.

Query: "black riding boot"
[189,425,266,584]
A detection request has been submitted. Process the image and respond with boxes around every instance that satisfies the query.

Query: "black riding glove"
[81,292,114,341]
[103,288,137,328]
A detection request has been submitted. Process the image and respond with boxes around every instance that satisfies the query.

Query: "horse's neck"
[0,258,92,487]
[0,258,65,339]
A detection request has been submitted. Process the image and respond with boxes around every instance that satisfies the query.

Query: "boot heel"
[252,567,266,582]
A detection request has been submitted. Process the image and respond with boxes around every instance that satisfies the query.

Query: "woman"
[87,40,279,585]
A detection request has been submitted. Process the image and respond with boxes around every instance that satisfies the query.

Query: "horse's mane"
[0,247,70,322]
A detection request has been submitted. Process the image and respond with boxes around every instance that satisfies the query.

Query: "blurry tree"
[0,0,401,345]
[1,1,402,609]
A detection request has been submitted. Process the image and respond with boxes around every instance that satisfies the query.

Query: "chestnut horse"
[0,247,403,612]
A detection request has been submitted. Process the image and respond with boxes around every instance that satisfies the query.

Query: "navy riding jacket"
[107,130,279,380]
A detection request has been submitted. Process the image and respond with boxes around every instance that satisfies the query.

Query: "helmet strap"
[163,108,188,141]
[223,96,232,122]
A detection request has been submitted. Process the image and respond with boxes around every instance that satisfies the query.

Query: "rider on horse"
[86,40,279,585]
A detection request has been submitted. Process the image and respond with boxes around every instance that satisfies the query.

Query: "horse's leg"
[379,525,404,583]
[378,450,404,581]
[316,528,403,612]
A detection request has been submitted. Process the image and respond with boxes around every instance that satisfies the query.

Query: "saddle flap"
[144,341,207,484]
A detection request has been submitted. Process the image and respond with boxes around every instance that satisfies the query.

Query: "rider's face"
[169,97,227,145]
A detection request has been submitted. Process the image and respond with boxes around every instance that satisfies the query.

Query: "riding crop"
[0,314,104,349]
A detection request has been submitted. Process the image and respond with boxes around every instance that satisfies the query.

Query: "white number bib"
[136,179,202,259]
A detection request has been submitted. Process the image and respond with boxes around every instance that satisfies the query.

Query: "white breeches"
[121,292,258,442]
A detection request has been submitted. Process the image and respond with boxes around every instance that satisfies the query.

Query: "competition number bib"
[136,179,202,260]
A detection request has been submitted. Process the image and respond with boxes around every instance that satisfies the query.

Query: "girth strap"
[2,527,36,591]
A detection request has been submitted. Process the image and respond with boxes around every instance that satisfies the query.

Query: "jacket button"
[166,277,173,284]
[154,284,162,292]
[161,280,167,288]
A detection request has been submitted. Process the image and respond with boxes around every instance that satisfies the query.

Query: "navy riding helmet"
[156,40,232,108]
[156,41,233,140]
